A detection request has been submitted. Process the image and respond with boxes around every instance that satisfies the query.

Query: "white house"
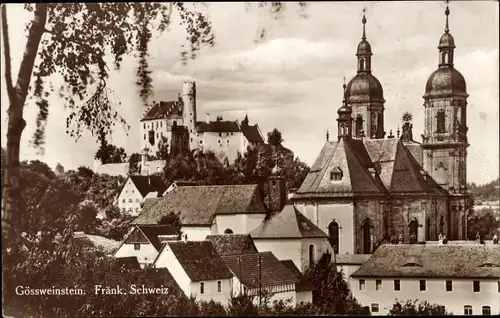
[280,259,314,305]
[350,244,500,316]
[221,252,301,307]
[250,204,333,273]
[153,240,234,305]
[334,254,372,281]
[132,184,269,240]
[117,175,167,216]
[114,225,178,268]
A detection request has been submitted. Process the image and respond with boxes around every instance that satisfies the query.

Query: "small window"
[420,280,426,291]
[200,282,205,294]
[371,303,379,313]
[498,281,500,292]
[224,229,233,234]
[464,305,473,315]
[190,138,193,142]
[359,279,365,291]
[144,134,146,140]
[217,281,222,293]
[330,166,343,181]
[143,123,146,129]
[134,244,140,250]
[482,306,491,316]
[231,132,233,136]
[436,110,446,133]
[227,140,230,144]
[376,280,382,291]
[136,199,140,203]
[200,140,203,144]
[218,140,221,144]
[219,133,222,137]
[446,280,452,292]
[128,199,132,203]
[122,199,125,203]
[394,280,400,291]
[473,281,480,292]
[160,121,163,128]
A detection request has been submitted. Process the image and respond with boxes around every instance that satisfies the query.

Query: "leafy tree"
[468,211,500,240]
[95,133,127,164]
[389,299,450,316]
[156,136,170,160]
[158,212,182,236]
[55,162,65,175]
[22,159,56,180]
[104,205,121,220]
[128,152,142,175]
[267,128,284,147]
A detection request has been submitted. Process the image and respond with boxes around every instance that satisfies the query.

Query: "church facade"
[292,5,472,255]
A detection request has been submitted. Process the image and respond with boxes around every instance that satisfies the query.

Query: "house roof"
[205,234,258,256]
[280,260,315,292]
[132,185,267,226]
[196,121,241,133]
[164,241,233,282]
[140,100,182,122]
[295,138,388,198]
[73,232,120,254]
[334,254,372,265]
[241,124,264,143]
[250,205,328,239]
[128,175,167,198]
[351,244,500,278]
[141,268,182,293]
[222,252,299,288]
[143,198,161,211]
[138,225,178,251]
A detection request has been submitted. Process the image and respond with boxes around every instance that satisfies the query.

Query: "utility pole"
[258,254,262,309]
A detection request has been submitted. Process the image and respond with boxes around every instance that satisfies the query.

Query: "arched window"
[330,166,343,181]
[359,58,365,71]
[224,228,233,234]
[441,52,448,64]
[361,219,373,254]
[328,221,340,254]
[409,219,419,242]
[436,110,446,133]
[356,116,363,137]
[464,305,473,315]
[482,306,491,316]
[309,244,315,268]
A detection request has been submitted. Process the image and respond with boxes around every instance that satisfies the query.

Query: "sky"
[1,1,499,185]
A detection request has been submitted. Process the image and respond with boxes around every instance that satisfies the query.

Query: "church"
[292,4,473,254]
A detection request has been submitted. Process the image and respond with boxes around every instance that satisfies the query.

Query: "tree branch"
[1,4,15,104]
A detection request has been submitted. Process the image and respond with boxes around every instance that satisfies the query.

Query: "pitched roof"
[334,254,372,265]
[141,268,182,293]
[295,139,388,198]
[280,260,315,292]
[129,175,167,198]
[141,100,182,121]
[250,205,327,239]
[205,234,258,256]
[94,162,128,177]
[222,252,299,288]
[132,185,267,226]
[351,244,500,278]
[164,241,233,282]
[138,225,178,251]
[196,121,241,133]
[241,124,264,143]
[143,198,161,211]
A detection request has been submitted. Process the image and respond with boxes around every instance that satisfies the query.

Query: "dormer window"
[479,263,499,268]
[330,167,343,181]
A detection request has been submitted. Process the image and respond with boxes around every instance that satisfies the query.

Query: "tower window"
[330,166,343,181]
[436,110,446,133]
[355,115,363,137]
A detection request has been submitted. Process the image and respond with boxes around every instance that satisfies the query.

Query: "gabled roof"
[295,138,388,198]
[128,175,167,198]
[222,252,299,288]
[141,268,182,293]
[241,124,264,143]
[143,198,161,211]
[196,121,241,133]
[132,185,267,226]
[205,234,258,256]
[250,205,327,239]
[280,260,315,292]
[164,241,233,282]
[351,244,500,278]
[334,254,371,265]
[141,100,182,122]
[138,225,178,251]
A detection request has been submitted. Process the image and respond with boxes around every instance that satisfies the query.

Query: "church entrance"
[361,219,372,254]
[328,221,340,254]
[409,219,419,242]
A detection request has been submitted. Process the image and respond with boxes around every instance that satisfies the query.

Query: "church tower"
[337,80,353,141]
[421,2,470,240]
[345,9,386,139]
[181,81,197,149]
[421,2,469,194]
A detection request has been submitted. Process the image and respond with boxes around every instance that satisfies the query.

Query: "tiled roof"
[205,234,258,256]
[242,124,264,143]
[132,185,267,226]
[280,260,315,292]
[141,268,182,293]
[94,162,128,177]
[129,175,167,198]
[196,121,241,133]
[351,244,500,278]
[222,252,299,288]
[143,198,161,211]
[250,205,327,239]
[295,139,388,198]
[165,241,233,282]
[138,225,178,251]
[334,254,371,265]
[141,100,182,121]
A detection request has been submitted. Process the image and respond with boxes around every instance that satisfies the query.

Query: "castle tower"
[421,1,470,240]
[181,81,197,149]
[345,8,386,140]
[337,80,353,141]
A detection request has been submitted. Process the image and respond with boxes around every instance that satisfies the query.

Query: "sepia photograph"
[1,1,499,317]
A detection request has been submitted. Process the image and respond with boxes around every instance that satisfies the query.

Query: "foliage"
[468,210,500,240]
[95,133,127,164]
[55,162,65,175]
[156,135,170,160]
[128,152,142,175]
[92,213,136,241]
[388,299,450,316]
[468,178,500,202]
[158,212,182,236]
[267,128,284,146]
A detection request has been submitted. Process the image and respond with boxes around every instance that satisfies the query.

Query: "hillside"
[468,178,500,203]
